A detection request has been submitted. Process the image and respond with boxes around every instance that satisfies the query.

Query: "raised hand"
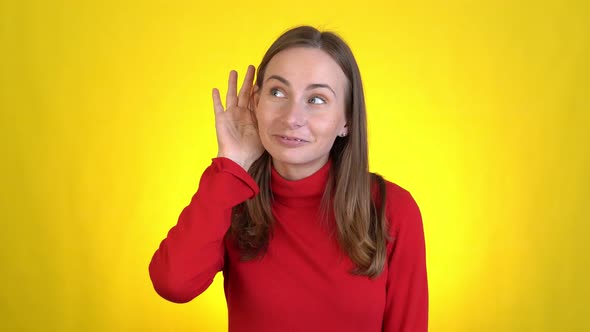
[212,65,264,171]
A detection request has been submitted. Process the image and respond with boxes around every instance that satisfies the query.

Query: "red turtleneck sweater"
[149,158,428,331]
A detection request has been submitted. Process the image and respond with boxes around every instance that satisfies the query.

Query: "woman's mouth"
[274,135,309,147]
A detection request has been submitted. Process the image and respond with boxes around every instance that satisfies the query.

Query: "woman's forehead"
[263,47,348,91]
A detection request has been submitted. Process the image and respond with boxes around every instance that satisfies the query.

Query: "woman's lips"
[273,135,309,147]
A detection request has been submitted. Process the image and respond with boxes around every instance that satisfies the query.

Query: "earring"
[339,133,347,137]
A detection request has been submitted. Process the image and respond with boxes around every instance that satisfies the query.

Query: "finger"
[226,70,238,109]
[212,88,224,115]
[237,65,255,108]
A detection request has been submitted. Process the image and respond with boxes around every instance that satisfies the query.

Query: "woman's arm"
[382,185,429,331]
[148,157,258,303]
[150,65,262,303]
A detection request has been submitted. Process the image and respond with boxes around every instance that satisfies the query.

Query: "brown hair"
[228,26,389,278]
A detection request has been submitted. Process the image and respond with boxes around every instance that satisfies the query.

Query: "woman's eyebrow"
[307,83,336,97]
[266,75,336,97]
[266,75,290,86]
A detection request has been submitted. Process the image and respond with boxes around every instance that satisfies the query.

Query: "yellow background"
[2,0,589,331]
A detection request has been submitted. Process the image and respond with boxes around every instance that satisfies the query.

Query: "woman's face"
[253,47,348,180]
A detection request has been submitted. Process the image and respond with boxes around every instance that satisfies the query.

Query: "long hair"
[228,26,389,278]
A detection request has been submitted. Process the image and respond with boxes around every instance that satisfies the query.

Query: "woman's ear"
[250,85,260,110]
[249,85,261,127]
[341,123,349,137]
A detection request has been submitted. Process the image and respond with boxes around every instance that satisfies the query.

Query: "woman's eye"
[271,88,285,97]
[309,96,326,105]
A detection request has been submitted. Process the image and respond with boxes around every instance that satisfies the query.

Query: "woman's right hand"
[212,65,264,171]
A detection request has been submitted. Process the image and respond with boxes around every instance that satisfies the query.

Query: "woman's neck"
[271,156,330,180]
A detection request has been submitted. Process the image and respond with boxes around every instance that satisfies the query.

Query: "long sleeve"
[149,157,259,303]
[382,187,429,331]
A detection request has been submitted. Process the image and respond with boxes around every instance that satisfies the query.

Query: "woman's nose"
[282,100,307,129]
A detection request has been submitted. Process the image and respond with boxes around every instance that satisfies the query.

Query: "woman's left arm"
[382,187,429,332]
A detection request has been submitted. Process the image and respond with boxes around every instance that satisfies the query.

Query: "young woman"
[149,25,428,332]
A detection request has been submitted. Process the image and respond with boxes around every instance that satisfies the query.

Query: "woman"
[149,26,428,331]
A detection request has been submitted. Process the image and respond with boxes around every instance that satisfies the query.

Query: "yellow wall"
[2,0,588,330]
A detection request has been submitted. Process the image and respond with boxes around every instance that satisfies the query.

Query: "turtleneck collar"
[270,160,332,208]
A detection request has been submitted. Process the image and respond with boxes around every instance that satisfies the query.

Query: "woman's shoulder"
[370,173,422,230]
